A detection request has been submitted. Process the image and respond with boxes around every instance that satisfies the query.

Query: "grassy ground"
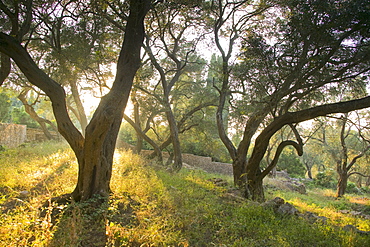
[0,141,369,246]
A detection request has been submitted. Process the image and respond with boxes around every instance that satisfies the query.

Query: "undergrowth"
[0,142,369,246]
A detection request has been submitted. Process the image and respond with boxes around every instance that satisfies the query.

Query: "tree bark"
[73,108,123,200]
[0,53,11,86]
[245,177,265,202]
[132,95,143,154]
[232,157,247,188]
[70,80,88,136]
[356,176,362,188]
[165,104,182,171]
[337,170,348,197]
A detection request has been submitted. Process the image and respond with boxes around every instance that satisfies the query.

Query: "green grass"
[269,186,370,233]
[1,142,369,246]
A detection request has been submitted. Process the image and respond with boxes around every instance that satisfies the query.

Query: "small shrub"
[314,172,336,189]
[359,186,370,194]
[346,181,361,194]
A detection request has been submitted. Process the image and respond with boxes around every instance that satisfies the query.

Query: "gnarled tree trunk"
[71,0,150,201]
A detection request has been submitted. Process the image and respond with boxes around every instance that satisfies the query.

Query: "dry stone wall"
[124,145,233,175]
[0,124,59,148]
[26,128,59,142]
[0,123,27,148]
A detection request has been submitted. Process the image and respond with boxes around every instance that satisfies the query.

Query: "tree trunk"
[307,168,313,180]
[337,171,348,197]
[232,157,247,188]
[133,96,143,154]
[70,80,88,136]
[165,152,174,167]
[72,110,122,201]
[356,176,362,188]
[166,107,182,171]
[366,176,370,187]
[304,162,313,179]
[232,156,266,201]
[246,175,264,202]
[70,0,150,201]
[0,53,11,86]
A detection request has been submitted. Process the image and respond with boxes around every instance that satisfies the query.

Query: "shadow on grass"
[47,195,109,247]
[1,160,72,213]
[0,157,108,246]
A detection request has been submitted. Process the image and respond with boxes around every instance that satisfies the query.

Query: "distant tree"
[336,114,370,197]
[140,2,210,170]
[310,113,370,197]
[301,144,321,180]
[17,89,58,139]
[121,3,221,167]
[124,79,218,163]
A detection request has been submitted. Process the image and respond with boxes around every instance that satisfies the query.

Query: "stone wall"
[125,145,233,175]
[0,124,60,148]
[182,153,212,167]
[0,123,27,148]
[26,128,59,142]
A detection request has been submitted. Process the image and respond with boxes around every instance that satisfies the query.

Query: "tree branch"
[348,172,370,178]
[260,140,302,179]
[123,114,162,160]
[248,96,370,174]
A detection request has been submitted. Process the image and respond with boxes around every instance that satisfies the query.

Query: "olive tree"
[0,0,151,201]
[211,0,370,201]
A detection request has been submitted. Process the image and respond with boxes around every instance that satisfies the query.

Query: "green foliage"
[180,128,231,163]
[118,122,136,146]
[0,91,11,122]
[50,195,108,247]
[118,122,153,150]
[277,148,306,178]
[314,171,337,189]
[0,89,39,127]
[359,186,370,194]
[346,182,361,195]
[11,107,39,128]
